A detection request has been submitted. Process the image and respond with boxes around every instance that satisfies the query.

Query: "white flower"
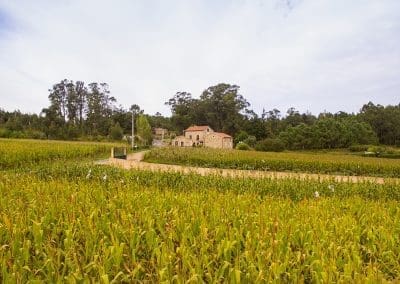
[328,184,335,192]
[86,169,92,179]
[103,174,107,181]
[314,191,320,198]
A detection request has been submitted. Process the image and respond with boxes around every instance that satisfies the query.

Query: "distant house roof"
[213,132,232,138]
[185,125,212,132]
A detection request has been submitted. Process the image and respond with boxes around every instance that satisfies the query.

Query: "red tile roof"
[185,125,212,132]
[213,132,232,138]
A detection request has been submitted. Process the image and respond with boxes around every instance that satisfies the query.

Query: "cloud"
[0,0,399,116]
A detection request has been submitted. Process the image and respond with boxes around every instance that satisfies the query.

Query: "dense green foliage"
[109,122,123,140]
[136,115,152,146]
[278,117,378,150]
[1,140,400,282]
[235,141,251,150]
[255,138,285,152]
[145,147,400,178]
[164,86,398,148]
[359,102,400,145]
[1,80,399,149]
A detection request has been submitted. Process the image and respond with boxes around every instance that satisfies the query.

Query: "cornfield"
[0,138,114,170]
[145,147,400,178]
[1,139,400,282]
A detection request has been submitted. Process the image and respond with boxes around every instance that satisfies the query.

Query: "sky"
[0,0,399,116]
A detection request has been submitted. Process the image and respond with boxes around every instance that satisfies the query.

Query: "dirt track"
[98,152,399,184]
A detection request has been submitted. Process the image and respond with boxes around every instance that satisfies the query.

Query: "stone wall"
[184,129,212,142]
[204,133,233,149]
[172,136,193,147]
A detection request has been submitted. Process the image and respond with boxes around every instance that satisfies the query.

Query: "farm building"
[172,125,233,149]
[153,127,168,139]
[154,127,168,136]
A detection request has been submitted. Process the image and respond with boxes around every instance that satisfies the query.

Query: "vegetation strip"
[144,147,400,178]
[106,158,398,184]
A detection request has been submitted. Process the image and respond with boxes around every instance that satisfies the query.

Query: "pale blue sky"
[0,0,399,116]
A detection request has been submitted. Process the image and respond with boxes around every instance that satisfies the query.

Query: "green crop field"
[1,139,400,282]
[145,147,400,178]
[0,138,121,170]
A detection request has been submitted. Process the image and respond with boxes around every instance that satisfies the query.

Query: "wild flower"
[86,169,92,179]
[103,174,107,181]
[314,191,320,198]
[328,184,335,192]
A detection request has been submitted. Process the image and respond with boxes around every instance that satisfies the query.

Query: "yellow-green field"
[145,147,400,177]
[1,139,400,282]
[0,139,120,169]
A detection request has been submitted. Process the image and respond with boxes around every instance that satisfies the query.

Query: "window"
[181,142,184,147]
[189,135,192,139]
[175,141,178,146]
[196,135,200,141]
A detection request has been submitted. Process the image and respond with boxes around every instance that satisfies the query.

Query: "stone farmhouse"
[153,127,168,139]
[172,125,233,149]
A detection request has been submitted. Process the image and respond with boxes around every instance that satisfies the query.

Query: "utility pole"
[131,109,135,149]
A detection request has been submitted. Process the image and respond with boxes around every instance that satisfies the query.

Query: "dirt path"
[99,151,399,184]
[127,151,148,162]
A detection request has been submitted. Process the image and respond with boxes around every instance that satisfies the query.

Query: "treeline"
[1,80,399,150]
[0,79,154,144]
[163,83,399,149]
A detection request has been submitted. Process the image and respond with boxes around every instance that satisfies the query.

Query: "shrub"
[348,145,371,152]
[25,130,47,140]
[235,142,251,151]
[0,128,11,138]
[234,131,249,145]
[109,123,123,140]
[380,153,400,159]
[255,138,285,152]
[367,146,387,155]
[243,135,257,148]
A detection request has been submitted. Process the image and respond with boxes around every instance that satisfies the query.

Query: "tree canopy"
[1,80,399,150]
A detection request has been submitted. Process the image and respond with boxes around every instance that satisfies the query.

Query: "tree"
[234,130,249,145]
[48,79,69,122]
[255,138,285,152]
[165,92,196,132]
[264,108,282,137]
[86,82,116,136]
[199,83,250,135]
[359,102,400,145]
[109,122,123,140]
[136,115,152,146]
[75,81,87,128]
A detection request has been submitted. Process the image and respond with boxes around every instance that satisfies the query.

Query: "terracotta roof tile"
[185,125,212,132]
[213,132,232,138]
